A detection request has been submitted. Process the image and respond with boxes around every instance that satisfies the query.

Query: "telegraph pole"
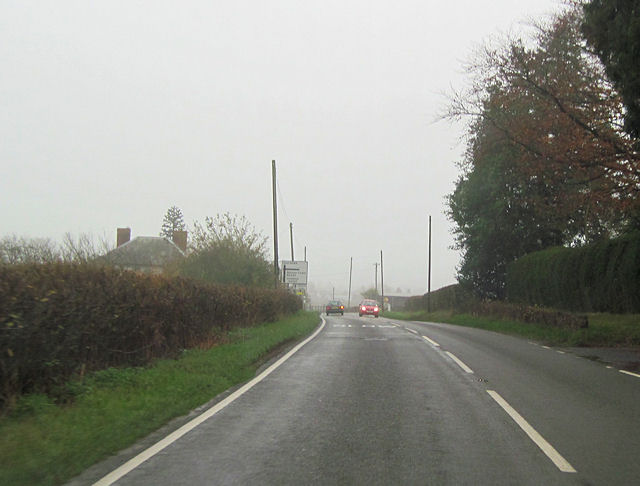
[380,250,385,312]
[348,257,353,308]
[373,262,379,293]
[428,215,432,313]
[289,222,294,261]
[271,160,279,288]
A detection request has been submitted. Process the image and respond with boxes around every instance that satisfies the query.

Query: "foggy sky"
[1,0,563,302]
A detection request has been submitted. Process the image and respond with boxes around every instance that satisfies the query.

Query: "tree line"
[445,1,640,300]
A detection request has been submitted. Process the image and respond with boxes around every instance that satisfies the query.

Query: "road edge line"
[93,316,327,486]
[487,390,576,473]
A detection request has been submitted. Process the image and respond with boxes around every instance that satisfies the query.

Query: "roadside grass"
[0,311,320,486]
[383,310,640,347]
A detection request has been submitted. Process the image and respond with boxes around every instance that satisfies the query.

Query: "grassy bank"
[384,310,640,347]
[0,311,319,486]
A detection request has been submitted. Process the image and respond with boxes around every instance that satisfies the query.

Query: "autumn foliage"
[446,5,640,299]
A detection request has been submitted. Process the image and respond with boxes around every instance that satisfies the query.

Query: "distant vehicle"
[359,299,379,317]
[326,300,344,315]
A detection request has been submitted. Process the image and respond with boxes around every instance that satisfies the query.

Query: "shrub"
[406,284,477,312]
[0,263,301,412]
[507,232,640,312]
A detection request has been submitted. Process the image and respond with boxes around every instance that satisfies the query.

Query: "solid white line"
[422,335,440,347]
[620,370,640,379]
[445,351,474,374]
[93,317,327,486]
[487,391,576,473]
[407,328,418,335]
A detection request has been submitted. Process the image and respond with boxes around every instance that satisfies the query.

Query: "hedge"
[506,232,640,313]
[0,263,301,410]
[406,283,587,329]
[406,284,476,312]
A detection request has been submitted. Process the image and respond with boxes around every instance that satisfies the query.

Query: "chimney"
[117,227,131,247]
[172,230,188,253]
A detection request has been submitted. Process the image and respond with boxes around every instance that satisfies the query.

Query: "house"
[101,227,187,274]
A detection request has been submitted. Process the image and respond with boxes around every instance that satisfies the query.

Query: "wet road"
[79,314,640,485]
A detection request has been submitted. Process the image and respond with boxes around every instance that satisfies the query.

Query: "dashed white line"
[556,350,566,355]
[620,370,640,379]
[407,328,418,335]
[542,345,551,350]
[487,391,577,473]
[445,351,474,374]
[422,335,440,347]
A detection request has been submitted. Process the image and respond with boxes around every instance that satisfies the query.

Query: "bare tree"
[0,235,61,264]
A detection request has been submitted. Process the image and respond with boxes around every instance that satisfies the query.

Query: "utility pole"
[428,215,432,313]
[373,262,379,293]
[380,250,385,311]
[304,246,307,262]
[289,222,294,261]
[348,257,353,308]
[271,160,279,288]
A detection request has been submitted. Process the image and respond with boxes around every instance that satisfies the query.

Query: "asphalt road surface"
[78,314,640,485]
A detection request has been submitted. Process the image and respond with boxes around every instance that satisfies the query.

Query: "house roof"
[103,236,185,268]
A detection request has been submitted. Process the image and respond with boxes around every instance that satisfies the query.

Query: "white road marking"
[362,324,376,328]
[445,351,474,374]
[422,335,440,347]
[93,317,327,486]
[377,325,395,328]
[620,370,640,379]
[332,324,346,328]
[487,391,577,473]
[407,328,418,335]
[542,346,551,350]
[556,350,566,355]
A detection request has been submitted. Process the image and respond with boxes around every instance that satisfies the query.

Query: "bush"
[507,232,640,313]
[0,263,301,412]
[406,284,477,312]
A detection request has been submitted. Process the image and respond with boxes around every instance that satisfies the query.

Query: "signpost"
[281,260,309,296]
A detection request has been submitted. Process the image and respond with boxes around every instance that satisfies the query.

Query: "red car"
[359,299,379,317]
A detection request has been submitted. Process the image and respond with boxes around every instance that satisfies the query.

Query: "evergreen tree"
[160,206,186,239]
[583,0,640,138]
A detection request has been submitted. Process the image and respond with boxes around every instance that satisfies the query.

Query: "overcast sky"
[1,0,563,302]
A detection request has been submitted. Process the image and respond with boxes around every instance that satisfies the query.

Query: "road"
[79,314,640,485]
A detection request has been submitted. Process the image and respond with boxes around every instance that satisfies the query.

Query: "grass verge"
[383,310,640,347]
[0,311,320,486]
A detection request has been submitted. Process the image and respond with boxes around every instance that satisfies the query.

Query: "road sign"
[281,260,308,285]
[281,261,308,296]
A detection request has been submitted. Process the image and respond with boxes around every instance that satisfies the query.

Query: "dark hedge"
[0,263,301,409]
[406,284,476,312]
[506,232,640,313]
[407,283,587,329]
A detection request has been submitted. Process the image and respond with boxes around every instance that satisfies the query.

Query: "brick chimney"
[172,230,188,253]
[117,227,131,247]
